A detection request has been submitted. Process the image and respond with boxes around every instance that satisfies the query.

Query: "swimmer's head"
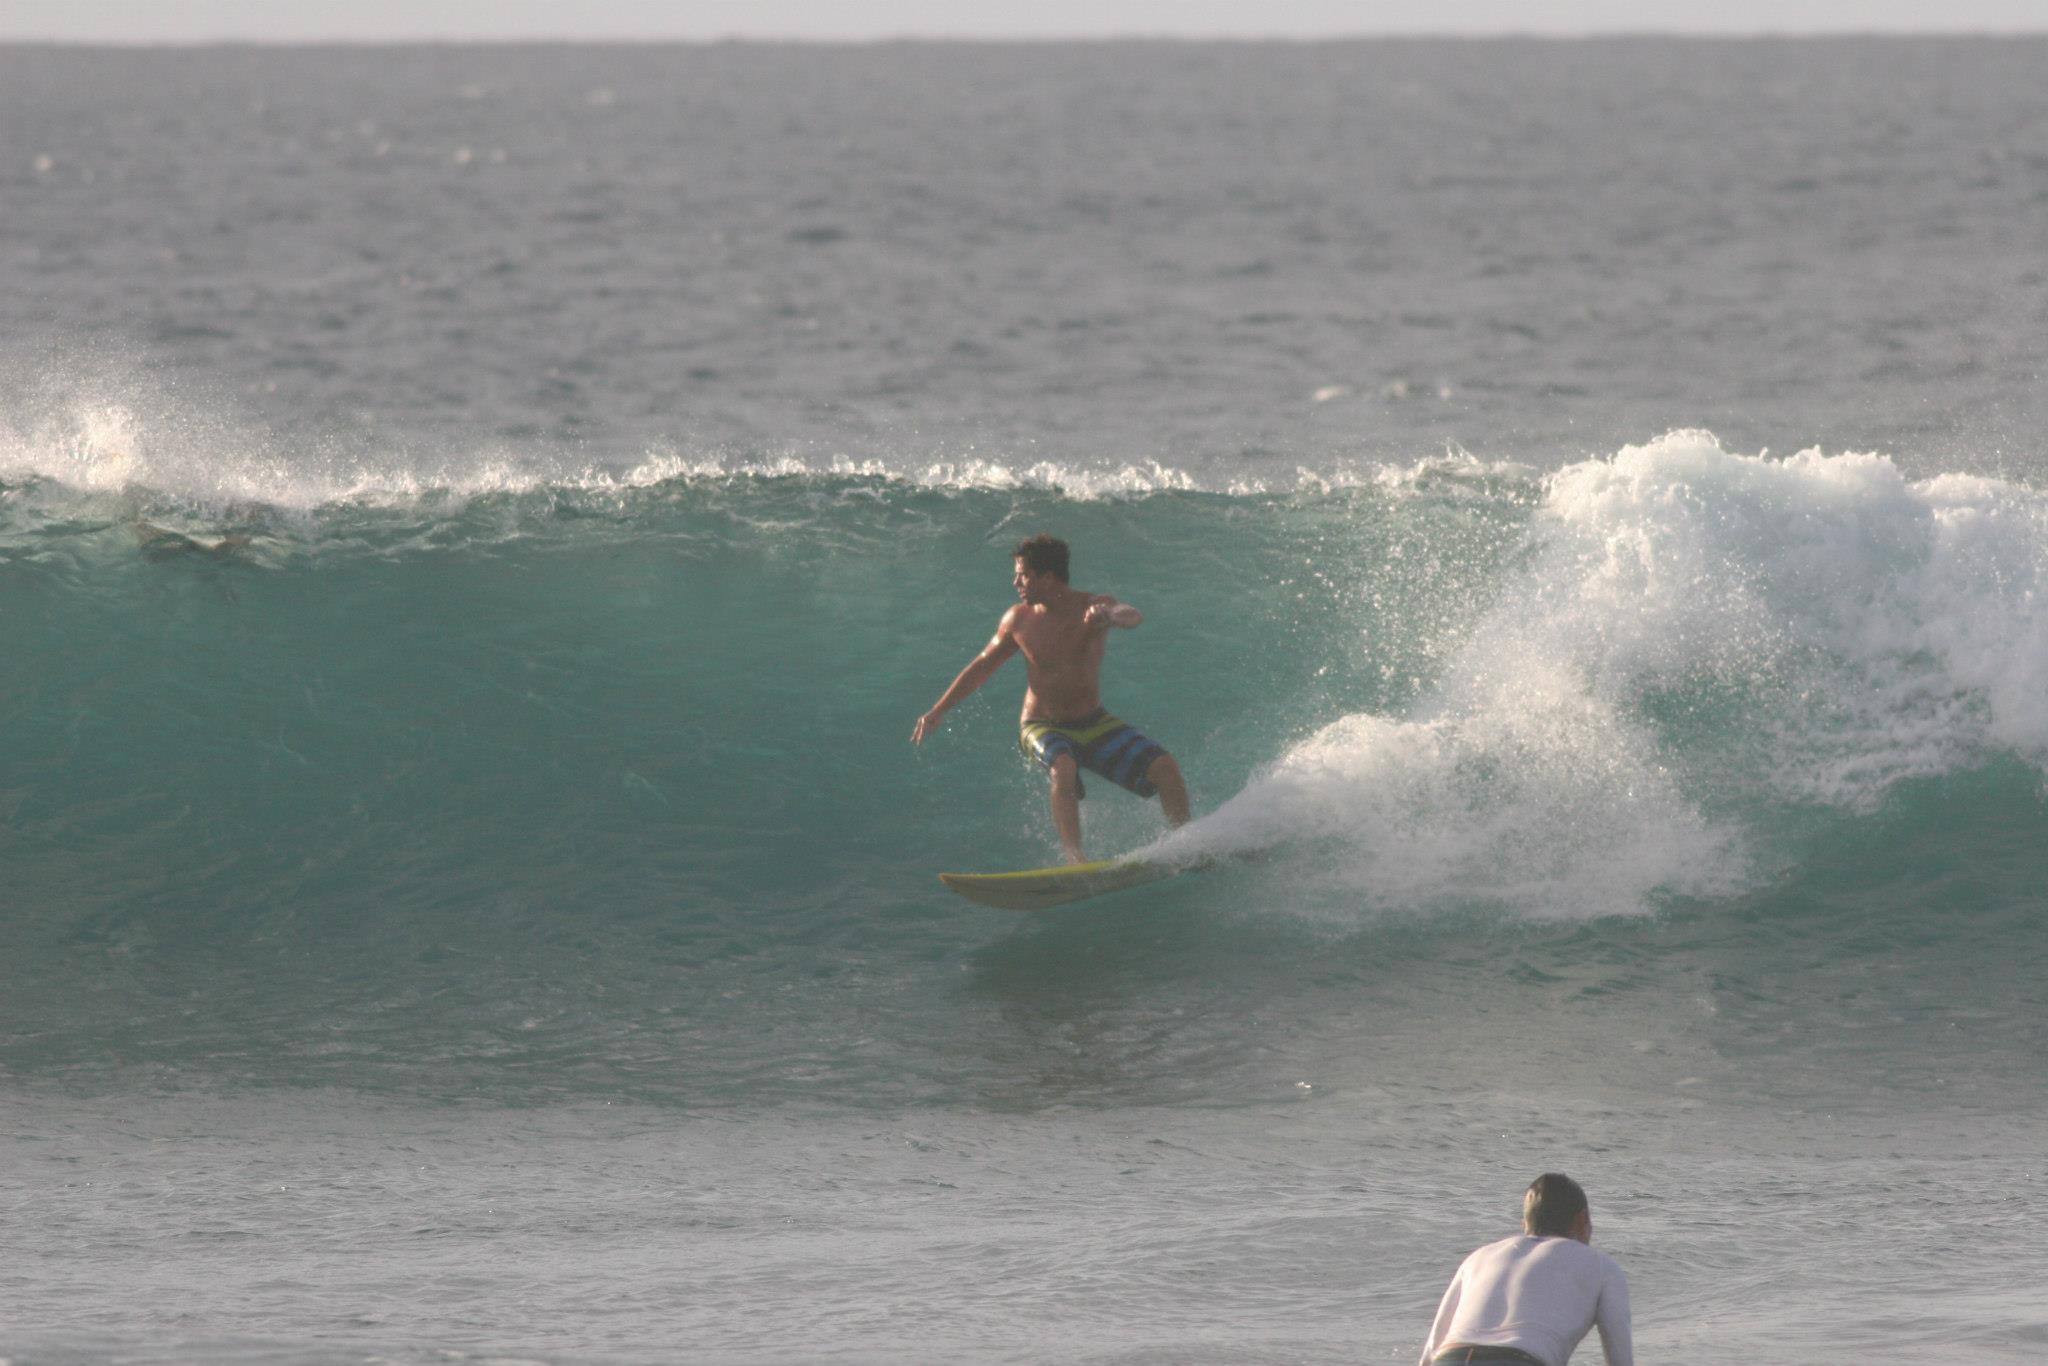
[1523,1172,1591,1241]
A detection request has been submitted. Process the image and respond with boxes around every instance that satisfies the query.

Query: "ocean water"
[4,38,2047,1365]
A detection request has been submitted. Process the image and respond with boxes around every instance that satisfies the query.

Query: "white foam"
[1542,432,2048,799]
[1152,658,1740,923]
[0,397,1228,507]
[1152,431,2048,919]
[1,366,1550,509]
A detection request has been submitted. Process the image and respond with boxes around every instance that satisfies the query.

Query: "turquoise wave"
[4,437,2046,1104]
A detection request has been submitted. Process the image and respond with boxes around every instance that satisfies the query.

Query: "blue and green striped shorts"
[1019,708,1165,799]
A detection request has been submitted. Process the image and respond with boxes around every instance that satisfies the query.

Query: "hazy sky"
[7,0,2047,43]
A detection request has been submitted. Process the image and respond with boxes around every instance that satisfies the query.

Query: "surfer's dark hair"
[1522,1173,1589,1237]
[1013,533,1070,582]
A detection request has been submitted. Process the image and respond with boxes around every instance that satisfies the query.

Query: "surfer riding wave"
[912,533,1190,863]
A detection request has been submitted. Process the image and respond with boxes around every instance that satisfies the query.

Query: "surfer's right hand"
[911,709,944,744]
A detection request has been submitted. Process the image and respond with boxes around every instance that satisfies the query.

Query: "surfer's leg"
[1048,753,1085,863]
[1146,753,1190,827]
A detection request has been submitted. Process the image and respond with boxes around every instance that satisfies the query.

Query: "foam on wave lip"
[1151,430,2048,920]
[2,376,1544,510]
[0,417,1466,508]
[3,435,1549,513]
[1547,431,2048,799]
[607,449,1540,500]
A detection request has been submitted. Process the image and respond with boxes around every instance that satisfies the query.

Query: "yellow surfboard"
[939,857,1183,911]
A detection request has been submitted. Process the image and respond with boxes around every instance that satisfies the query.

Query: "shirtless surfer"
[912,533,1189,863]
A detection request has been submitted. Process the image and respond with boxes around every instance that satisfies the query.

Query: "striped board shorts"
[1018,708,1165,799]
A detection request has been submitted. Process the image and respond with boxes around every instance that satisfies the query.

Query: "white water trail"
[1152,431,2048,919]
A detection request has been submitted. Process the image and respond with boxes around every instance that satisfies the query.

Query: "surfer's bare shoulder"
[984,603,1029,654]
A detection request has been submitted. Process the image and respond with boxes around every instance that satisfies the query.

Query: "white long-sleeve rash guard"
[1419,1234,1634,1366]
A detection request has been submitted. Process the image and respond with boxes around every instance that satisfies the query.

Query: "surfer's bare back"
[912,533,1189,863]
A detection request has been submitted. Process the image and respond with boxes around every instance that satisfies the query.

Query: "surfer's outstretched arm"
[1083,596,1141,629]
[912,620,1020,744]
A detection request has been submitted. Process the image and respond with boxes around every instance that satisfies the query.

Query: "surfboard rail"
[938,857,1181,911]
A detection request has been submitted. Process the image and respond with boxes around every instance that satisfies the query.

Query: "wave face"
[5,429,2047,1109]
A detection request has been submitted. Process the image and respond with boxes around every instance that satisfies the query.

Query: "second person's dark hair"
[1522,1173,1588,1237]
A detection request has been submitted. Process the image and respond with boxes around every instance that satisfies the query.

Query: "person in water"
[1419,1173,1634,1366]
[911,533,1189,863]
